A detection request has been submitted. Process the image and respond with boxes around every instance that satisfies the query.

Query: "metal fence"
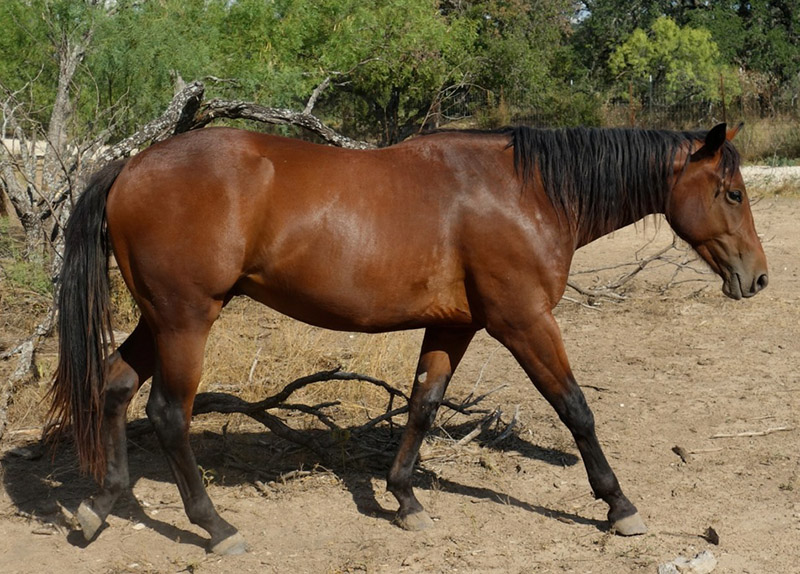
[434,82,800,161]
[437,81,800,131]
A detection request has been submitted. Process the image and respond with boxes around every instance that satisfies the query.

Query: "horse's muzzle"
[722,270,768,300]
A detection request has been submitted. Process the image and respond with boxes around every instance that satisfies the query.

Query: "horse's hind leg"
[145,321,245,555]
[387,327,475,530]
[77,319,155,540]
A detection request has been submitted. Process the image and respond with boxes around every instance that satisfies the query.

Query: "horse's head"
[666,123,768,300]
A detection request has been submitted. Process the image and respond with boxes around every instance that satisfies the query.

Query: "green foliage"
[457,0,569,98]
[0,0,586,143]
[609,17,740,105]
[571,0,664,85]
[85,0,227,137]
[576,1,800,95]
[2,0,798,147]
[0,1,56,128]
[3,259,53,297]
[677,1,800,83]
[253,0,479,143]
[0,217,15,258]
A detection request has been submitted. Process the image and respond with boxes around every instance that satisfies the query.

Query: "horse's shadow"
[1,418,601,549]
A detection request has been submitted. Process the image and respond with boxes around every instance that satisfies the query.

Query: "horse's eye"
[726,190,743,204]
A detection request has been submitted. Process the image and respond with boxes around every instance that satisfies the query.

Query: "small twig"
[710,426,793,439]
[304,76,332,115]
[451,383,509,412]
[456,408,502,447]
[687,447,723,454]
[247,347,261,384]
[353,405,408,433]
[561,295,603,311]
[487,405,520,447]
[278,469,312,483]
[566,280,625,302]
[277,402,340,430]
[604,241,675,290]
[581,384,609,392]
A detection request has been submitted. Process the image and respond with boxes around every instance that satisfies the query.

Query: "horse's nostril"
[756,273,769,291]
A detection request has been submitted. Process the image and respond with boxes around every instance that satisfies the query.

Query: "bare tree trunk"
[38,29,91,264]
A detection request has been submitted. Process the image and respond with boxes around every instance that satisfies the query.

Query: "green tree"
[2,0,588,146]
[574,1,800,89]
[445,0,596,126]
[608,16,739,105]
[86,0,227,138]
[571,0,663,83]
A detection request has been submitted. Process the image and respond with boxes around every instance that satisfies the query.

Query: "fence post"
[629,81,635,127]
[720,74,727,124]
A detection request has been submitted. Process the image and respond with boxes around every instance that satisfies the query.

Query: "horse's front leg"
[387,327,475,530]
[490,309,646,535]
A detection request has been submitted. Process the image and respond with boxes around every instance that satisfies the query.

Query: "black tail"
[47,159,128,481]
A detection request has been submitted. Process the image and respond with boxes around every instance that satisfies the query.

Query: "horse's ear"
[727,121,744,141]
[691,123,727,162]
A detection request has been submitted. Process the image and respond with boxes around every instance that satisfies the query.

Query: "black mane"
[501,126,740,238]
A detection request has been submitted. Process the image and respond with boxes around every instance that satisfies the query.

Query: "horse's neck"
[573,188,667,248]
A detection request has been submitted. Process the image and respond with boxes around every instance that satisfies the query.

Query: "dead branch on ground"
[124,367,509,463]
[710,426,794,439]
[564,235,714,306]
[0,313,54,441]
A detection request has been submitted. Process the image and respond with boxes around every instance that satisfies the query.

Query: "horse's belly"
[234,268,472,333]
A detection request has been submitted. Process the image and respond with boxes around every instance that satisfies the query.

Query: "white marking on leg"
[417,372,428,384]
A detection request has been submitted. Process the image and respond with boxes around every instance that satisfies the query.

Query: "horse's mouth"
[722,273,744,300]
[722,270,767,300]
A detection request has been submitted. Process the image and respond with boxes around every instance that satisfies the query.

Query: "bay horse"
[48,123,767,554]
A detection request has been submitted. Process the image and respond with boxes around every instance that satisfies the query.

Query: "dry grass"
[108,293,424,428]
[736,117,800,164]
[203,298,422,418]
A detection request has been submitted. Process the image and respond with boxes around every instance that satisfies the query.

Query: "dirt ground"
[1,182,798,573]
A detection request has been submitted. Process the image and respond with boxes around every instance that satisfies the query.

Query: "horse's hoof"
[209,532,248,555]
[76,501,104,541]
[611,512,647,536]
[394,510,434,531]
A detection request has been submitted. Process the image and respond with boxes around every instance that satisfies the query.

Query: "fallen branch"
[121,367,509,460]
[487,405,520,447]
[565,233,715,305]
[191,98,374,150]
[95,81,207,164]
[0,313,54,441]
[566,280,625,302]
[710,426,793,439]
[93,81,373,167]
[604,241,675,290]
[561,294,603,311]
[456,408,502,446]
